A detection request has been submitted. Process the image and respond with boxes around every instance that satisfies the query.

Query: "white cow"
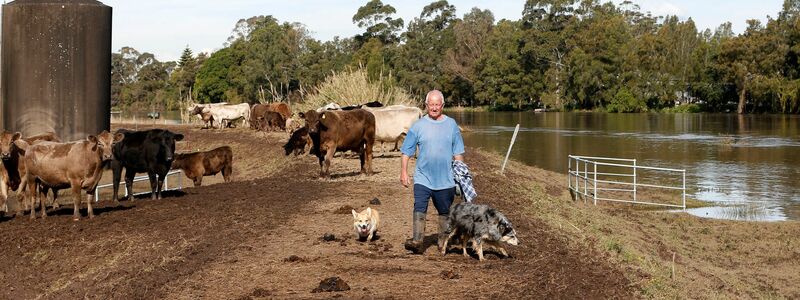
[316,102,341,112]
[187,102,228,128]
[193,103,251,129]
[363,105,422,155]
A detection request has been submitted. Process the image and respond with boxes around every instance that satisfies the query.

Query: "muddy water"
[449,112,800,221]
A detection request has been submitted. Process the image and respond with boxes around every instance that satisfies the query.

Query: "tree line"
[111,0,800,114]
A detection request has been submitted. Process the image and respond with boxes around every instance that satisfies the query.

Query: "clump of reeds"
[297,67,417,112]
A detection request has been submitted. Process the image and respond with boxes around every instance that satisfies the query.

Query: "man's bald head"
[425,90,445,106]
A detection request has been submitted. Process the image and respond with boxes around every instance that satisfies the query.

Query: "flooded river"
[449,112,800,221]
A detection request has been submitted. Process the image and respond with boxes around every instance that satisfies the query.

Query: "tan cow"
[363,105,422,155]
[0,131,60,214]
[23,131,121,220]
[171,146,233,187]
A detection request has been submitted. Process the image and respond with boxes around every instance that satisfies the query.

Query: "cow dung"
[332,205,355,214]
[284,255,304,263]
[369,198,381,205]
[322,233,336,242]
[440,270,461,280]
[312,277,350,293]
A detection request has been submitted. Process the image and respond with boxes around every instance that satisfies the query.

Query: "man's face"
[426,98,444,120]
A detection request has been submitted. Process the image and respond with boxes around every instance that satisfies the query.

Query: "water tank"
[1,0,111,142]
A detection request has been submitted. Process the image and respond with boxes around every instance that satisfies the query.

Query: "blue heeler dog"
[440,202,519,261]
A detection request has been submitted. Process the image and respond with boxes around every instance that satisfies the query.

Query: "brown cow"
[298,109,375,178]
[250,103,291,129]
[0,131,60,214]
[257,111,286,132]
[171,146,233,187]
[23,131,121,220]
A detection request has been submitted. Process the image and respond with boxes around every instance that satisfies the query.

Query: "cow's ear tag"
[322,114,326,119]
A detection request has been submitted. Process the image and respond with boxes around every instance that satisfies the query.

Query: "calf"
[23,131,120,220]
[171,146,233,187]
[250,102,292,130]
[111,129,184,202]
[299,109,375,178]
[283,127,313,156]
[257,111,286,132]
[0,131,61,215]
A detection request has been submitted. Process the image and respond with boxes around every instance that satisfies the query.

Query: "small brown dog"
[352,207,380,242]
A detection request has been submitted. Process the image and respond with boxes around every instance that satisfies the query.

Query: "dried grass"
[296,67,417,113]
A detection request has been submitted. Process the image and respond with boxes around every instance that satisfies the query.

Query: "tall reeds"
[297,67,417,112]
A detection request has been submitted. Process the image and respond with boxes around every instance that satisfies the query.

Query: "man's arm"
[400,154,411,187]
[454,154,463,161]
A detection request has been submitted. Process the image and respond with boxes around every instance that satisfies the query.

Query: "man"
[400,90,465,254]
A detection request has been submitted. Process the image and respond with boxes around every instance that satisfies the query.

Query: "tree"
[521,0,579,109]
[395,0,457,97]
[352,0,404,45]
[443,8,494,105]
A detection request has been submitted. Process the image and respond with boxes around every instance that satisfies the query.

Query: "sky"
[96,0,787,62]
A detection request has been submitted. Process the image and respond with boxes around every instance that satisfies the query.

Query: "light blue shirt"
[401,115,465,190]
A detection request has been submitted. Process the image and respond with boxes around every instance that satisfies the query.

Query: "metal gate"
[94,170,184,202]
[568,155,686,209]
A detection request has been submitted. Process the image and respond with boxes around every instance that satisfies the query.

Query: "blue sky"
[99,0,786,61]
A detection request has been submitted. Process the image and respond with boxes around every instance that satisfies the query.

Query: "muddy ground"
[1,123,797,299]
[0,124,633,299]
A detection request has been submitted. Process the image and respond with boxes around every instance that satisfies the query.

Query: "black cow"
[110,129,184,202]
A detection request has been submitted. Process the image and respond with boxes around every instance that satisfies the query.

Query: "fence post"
[682,170,686,210]
[633,159,637,203]
[584,160,588,201]
[501,124,521,174]
[568,156,572,192]
[593,162,597,205]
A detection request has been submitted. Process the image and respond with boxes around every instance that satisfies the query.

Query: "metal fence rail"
[94,170,184,202]
[568,155,686,209]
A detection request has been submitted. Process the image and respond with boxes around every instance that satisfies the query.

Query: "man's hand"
[400,170,410,188]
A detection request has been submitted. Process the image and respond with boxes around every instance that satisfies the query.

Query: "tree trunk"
[737,81,747,114]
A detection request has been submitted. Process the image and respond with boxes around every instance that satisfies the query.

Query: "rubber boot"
[404,212,426,254]
[437,215,450,253]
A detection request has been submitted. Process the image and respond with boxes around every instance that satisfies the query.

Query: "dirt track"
[0,124,633,299]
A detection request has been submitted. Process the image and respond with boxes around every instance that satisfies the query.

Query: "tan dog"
[352,207,380,242]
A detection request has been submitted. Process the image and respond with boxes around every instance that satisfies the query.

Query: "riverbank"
[486,152,799,298]
[0,124,795,298]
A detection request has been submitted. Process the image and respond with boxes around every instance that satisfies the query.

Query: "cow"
[298,109,375,178]
[23,131,121,220]
[171,146,233,187]
[187,102,227,128]
[0,131,61,215]
[341,101,384,111]
[250,102,292,130]
[316,102,341,112]
[257,111,286,132]
[283,127,313,156]
[110,129,184,202]
[363,105,422,155]
[192,103,250,129]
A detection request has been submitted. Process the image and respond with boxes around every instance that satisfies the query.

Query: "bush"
[607,87,647,113]
[662,103,702,113]
[298,67,416,113]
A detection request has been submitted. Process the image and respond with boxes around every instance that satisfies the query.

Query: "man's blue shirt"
[401,115,465,190]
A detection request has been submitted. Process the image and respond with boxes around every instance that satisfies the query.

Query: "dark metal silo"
[1,0,112,142]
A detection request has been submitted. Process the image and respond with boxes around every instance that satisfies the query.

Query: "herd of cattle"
[189,101,422,178]
[0,100,421,221]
